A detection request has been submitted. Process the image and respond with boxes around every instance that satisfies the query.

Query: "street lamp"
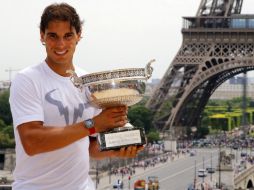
[95,161,99,189]
[194,160,197,189]
[202,156,205,183]
[210,153,213,182]
[109,158,112,184]
[218,134,222,189]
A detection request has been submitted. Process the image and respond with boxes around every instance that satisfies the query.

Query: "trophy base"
[97,127,146,151]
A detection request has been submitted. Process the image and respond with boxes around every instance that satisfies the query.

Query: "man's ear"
[77,32,82,42]
[40,32,45,44]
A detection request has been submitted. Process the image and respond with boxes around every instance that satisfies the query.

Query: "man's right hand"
[93,106,128,133]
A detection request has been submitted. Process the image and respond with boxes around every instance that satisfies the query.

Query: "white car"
[198,169,207,177]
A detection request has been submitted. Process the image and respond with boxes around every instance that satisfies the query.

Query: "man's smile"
[54,50,68,55]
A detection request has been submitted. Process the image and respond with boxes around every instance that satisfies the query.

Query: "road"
[0,147,247,189]
[97,148,219,190]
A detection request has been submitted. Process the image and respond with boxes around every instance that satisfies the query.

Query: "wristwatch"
[84,119,96,135]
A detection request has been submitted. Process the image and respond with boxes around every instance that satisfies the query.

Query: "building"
[146,77,254,100]
[0,81,10,92]
[145,78,160,96]
[211,81,254,100]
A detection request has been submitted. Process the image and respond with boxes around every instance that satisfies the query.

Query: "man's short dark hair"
[40,3,83,33]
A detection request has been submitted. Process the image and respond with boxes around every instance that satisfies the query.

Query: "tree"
[0,119,5,129]
[196,126,209,138]
[0,132,15,148]
[0,90,15,148]
[0,90,12,125]
[0,118,15,148]
[226,101,232,112]
[128,105,154,132]
[146,131,160,143]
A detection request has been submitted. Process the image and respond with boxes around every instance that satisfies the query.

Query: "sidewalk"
[94,153,187,190]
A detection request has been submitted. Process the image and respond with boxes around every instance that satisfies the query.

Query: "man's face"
[40,20,81,66]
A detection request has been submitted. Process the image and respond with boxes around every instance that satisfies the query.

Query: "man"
[9,3,143,190]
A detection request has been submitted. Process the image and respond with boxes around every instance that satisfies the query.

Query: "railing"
[183,16,254,30]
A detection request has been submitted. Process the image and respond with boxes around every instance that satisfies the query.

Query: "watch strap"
[88,127,96,135]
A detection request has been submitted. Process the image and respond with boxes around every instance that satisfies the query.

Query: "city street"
[96,149,219,190]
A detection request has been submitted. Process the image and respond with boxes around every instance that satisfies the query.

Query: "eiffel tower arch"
[146,0,254,136]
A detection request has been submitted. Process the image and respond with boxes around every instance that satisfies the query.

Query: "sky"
[1,0,254,81]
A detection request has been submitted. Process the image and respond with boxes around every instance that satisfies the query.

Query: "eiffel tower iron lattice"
[146,0,254,137]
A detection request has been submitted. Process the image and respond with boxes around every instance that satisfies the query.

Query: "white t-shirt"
[9,61,100,190]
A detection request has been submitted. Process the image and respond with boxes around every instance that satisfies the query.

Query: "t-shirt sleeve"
[9,73,44,128]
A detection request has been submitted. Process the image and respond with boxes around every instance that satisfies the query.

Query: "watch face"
[85,119,94,128]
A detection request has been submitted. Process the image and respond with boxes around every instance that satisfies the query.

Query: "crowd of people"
[109,149,189,179]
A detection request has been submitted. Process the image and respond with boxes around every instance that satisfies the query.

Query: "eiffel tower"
[146,0,254,136]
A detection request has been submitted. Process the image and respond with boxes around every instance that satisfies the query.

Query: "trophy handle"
[66,70,83,90]
[145,59,155,79]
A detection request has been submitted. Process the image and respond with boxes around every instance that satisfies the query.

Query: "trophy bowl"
[68,59,154,151]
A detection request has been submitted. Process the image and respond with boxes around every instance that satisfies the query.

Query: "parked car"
[240,152,247,157]
[198,169,207,177]
[206,166,216,173]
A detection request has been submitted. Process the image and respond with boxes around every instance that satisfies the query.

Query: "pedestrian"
[9,3,143,190]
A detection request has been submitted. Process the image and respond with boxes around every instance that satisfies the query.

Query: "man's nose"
[56,37,65,46]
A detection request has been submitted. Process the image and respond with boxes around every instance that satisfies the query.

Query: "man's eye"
[48,34,57,40]
[64,34,74,40]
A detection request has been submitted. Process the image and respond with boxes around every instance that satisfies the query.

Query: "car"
[113,179,124,189]
[206,166,216,173]
[240,152,247,157]
[198,169,207,177]
[232,144,238,150]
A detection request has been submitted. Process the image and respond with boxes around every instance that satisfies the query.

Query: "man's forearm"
[18,121,89,156]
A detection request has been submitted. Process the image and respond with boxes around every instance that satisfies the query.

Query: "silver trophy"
[67,59,154,151]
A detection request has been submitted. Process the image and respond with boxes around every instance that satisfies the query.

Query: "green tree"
[132,119,144,129]
[0,90,12,125]
[0,119,15,148]
[128,105,154,132]
[226,101,232,112]
[2,125,14,139]
[146,131,160,143]
[0,132,15,148]
[0,90,15,148]
[0,119,5,129]
[196,126,209,138]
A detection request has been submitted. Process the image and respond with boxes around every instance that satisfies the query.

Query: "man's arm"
[18,121,88,156]
[18,106,128,156]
